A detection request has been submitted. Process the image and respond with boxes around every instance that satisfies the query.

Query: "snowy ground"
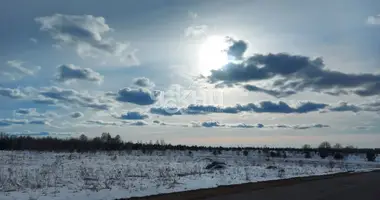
[1,150,379,200]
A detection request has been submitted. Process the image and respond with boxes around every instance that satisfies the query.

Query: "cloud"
[367,14,380,25]
[115,87,160,105]
[85,120,120,126]
[201,121,223,128]
[188,11,198,19]
[133,77,155,88]
[226,37,248,59]
[184,25,208,37]
[243,84,296,98]
[293,124,330,130]
[150,107,182,116]
[359,100,380,112]
[1,86,116,110]
[189,121,329,130]
[150,101,328,116]
[29,119,50,125]
[33,97,58,105]
[115,111,149,120]
[56,64,103,83]
[35,14,138,65]
[353,82,380,96]
[230,123,262,128]
[15,108,35,115]
[70,112,84,118]
[207,38,380,96]
[0,119,28,127]
[328,102,362,113]
[0,118,53,127]
[30,38,38,43]
[14,108,56,118]
[38,87,115,110]
[129,120,148,126]
[1,60,40,80]
[0,87,26,99]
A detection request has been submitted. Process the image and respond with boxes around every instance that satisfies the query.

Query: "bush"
[282,151,287,158]
[269,151,280,157]
[304,151,312,159]
[319,149,329,159]
[366,151,377,162]
[333,152,344,160]
[243,150,249,156]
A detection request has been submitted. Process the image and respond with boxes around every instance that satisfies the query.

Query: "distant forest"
[0,132,379,157]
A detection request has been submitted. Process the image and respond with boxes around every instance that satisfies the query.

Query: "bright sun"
[198,35,229,76]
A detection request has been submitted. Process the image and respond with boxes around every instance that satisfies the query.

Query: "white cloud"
[1,60,40,80]
[29,38,38,43]
[35,14,139,65]
[367,14,380,25]
[184,25,208,38]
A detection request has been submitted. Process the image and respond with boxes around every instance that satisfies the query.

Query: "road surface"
[123,171,380,200]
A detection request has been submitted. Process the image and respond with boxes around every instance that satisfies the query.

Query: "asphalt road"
[206,171,380,200]
[125,171,380,200]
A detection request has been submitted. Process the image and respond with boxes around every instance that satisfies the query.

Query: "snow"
[0,150,379,200]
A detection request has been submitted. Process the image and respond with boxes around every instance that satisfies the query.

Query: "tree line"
[0,132,379,158]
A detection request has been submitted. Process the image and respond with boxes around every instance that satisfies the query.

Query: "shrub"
[333,152,344,160]
[319,149,329,159]
[366,151,377,162]
[269,151,280,157]
[304,151,312,159]
[243,150,249,156]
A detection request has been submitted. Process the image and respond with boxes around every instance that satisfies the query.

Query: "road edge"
[118,171,377,200]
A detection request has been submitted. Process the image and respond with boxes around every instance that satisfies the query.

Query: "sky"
[1,0,380,148]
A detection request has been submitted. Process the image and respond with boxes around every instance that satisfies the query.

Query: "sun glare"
[198,35,229,76]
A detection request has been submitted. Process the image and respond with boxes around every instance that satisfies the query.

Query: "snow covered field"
[1,150,379,200]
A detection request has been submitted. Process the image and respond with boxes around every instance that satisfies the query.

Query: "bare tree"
[318,141,331,149]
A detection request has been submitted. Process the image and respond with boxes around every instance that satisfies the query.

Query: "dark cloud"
[293,124,330,130]
[0,118,51,127]
[56,64,103,83]
[85,120,120,126]
[70,112,84,118]
[207,39,380,96]
[29,119,49,125]
[116,111,149,120]
[33,97,58,105]
[226,37,248,59]
[230,123,262,128]
[129,120,148,126]
[353,83,380,97]
[243,84,296,98]
[115,87,160,105]
[133,77,155,88]
[150,101,328,116]
[0,87,26,99]
[15,108,34,115]
[201,121,223,128]
[0,119,28,126]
